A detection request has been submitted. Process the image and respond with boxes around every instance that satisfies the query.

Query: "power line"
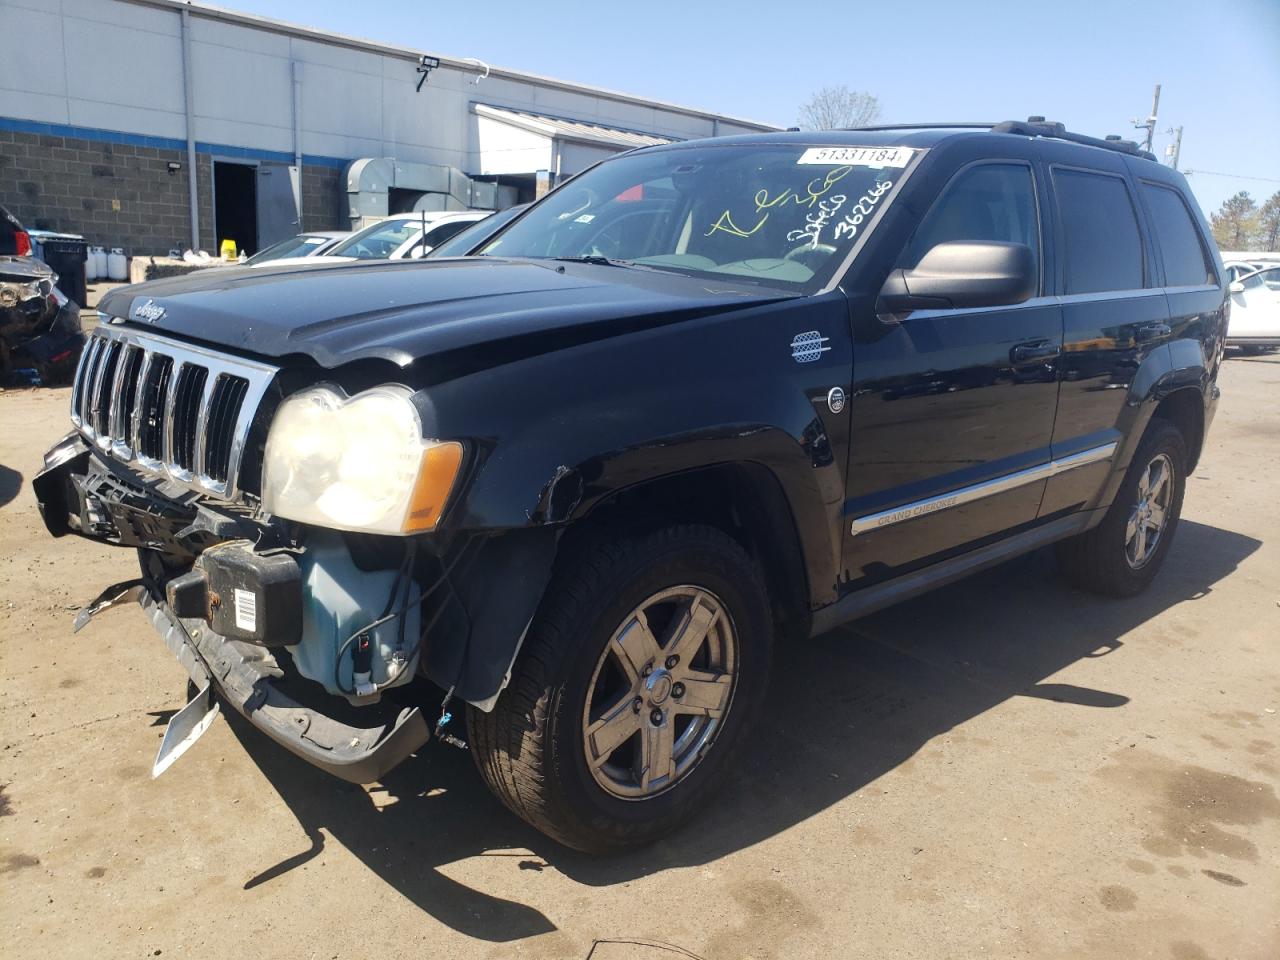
[1184,169,1280,184]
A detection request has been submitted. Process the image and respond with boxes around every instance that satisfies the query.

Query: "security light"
[415,55,440,93]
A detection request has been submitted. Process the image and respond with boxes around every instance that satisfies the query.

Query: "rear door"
[1038,158,1171,517]
[1136,175,1224,372]
[842,156,1063,588]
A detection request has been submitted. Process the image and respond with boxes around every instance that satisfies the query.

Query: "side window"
[900,163,1040,289]
[1141,183,1214,287]
[423,219,474,248]
[1053,169,1144,294]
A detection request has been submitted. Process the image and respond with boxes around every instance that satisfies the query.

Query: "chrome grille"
[71,325,277,500]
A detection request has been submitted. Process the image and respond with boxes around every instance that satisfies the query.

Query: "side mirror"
[878,241,1036,317]
[1229,280,1245,294]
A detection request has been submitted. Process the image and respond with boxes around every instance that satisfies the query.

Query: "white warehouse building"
[0,0,774,256]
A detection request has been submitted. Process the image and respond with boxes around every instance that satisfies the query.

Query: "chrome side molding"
[849,442,1117,536]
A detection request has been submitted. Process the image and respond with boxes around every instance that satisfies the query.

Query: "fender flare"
[1093,338,1209,511]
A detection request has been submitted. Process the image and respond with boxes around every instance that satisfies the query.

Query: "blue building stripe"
[0,116,350,169]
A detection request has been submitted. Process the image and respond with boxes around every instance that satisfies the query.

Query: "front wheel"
[468,525,772,852]
[1056,419,1187,597]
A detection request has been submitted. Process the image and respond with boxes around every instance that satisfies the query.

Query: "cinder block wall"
[302,165,346,232]
[0,128,349,255]
[0,129,216,256]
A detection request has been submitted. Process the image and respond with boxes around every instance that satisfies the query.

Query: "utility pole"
[1131,83,1161,153]
[1165,126,1183,171]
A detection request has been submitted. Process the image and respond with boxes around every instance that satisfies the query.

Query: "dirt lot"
[2,356,1277,960]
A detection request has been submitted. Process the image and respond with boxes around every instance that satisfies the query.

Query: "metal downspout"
[291,60,303,228]
[180,8,199,250]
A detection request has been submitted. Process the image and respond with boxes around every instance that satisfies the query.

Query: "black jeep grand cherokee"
[35,119,1226,852]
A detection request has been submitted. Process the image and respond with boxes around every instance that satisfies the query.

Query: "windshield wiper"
[549,255,640,269]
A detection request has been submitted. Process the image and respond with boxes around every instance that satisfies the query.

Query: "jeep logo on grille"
[133,299,166,323]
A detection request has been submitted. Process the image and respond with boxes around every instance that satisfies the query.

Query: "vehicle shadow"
[227,518,1259,942]
[0,463,22,509]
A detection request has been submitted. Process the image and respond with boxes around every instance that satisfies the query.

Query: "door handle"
[1010,339,1061,365]
[1134,321,1172,343]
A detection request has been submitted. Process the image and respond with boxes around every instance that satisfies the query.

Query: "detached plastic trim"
[139,588,429,784]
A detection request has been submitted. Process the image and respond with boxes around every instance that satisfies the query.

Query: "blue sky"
[245,0,1279,219]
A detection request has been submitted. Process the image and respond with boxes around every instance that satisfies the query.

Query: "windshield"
[480,143,917,291]
[330,219,419,259]
[246,234,332,264]
[429,206,527,258]
[1240,266,1280,293]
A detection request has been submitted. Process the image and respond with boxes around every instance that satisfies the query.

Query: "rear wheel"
[468,525,772,852]
[1056,419,1187,597]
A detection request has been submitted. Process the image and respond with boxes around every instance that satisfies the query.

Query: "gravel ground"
[1,354,1277,960]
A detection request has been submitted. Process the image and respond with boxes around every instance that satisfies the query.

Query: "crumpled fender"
[419,292,854,614]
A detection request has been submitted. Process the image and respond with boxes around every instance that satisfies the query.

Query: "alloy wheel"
[1125,452,1174,569]
[581,585,738,800]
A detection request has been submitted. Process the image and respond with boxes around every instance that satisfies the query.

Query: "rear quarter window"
[1053,168,1145,294]
[1141,183,1214,287]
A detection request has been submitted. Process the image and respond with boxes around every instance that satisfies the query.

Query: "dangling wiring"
[331,540,470,696]
[432,557,475,747]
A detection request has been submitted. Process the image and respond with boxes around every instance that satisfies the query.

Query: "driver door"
[841,159,1064,589]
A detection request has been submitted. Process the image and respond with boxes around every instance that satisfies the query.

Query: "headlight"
[261,385,463,535]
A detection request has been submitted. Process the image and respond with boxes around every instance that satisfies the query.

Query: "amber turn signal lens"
[403,441,464,532]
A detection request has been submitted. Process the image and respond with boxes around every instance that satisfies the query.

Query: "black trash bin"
[30,231,89,308]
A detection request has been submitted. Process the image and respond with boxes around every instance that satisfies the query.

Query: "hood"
[98,258,788,370]
[0,256,55,283]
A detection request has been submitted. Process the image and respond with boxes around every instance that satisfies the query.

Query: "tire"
[468,524,772,853]
[1056,419,1187,598]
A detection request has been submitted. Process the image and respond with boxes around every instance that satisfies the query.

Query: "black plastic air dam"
[140,587,429,784]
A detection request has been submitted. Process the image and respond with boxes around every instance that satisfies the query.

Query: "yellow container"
[220,238,238,261]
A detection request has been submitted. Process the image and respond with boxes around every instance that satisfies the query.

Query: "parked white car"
[1224,260,1262,283]
[320,211,490,262]
[245,231,348,266]
[1228,265,1280,353]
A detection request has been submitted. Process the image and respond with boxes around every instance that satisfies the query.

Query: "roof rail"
[990,118,1157,161]
[844,117,1159,162]
[844,122,1000,131]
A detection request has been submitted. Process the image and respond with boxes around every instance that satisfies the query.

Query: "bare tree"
[1209,191,1259,250]
[798,86,882,131]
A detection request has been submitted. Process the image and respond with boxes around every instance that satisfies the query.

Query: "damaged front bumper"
[36,427,560,783]
[140,586,430,783]
[36,432,430,783]
[68,578,432,784]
